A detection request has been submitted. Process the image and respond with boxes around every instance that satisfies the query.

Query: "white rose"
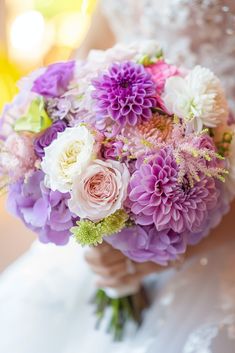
[163,65,229,132]
[68,159,130,222]
[41,125,95,193]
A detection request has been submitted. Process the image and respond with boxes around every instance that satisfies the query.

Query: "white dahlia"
[163,65,229,132]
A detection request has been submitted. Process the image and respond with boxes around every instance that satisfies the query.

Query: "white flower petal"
[41,125,95,193]
[163,65,229,133]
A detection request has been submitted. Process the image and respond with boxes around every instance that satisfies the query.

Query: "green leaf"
[14,97,52,133]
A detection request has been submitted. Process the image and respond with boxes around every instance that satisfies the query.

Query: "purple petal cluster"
[188,181,230,245]
[34,120,67,158]
[105,225,187,265]
[46,97,73,121]
[7,170,78,245]
[128,148,219,233]
[102,140,125,160]
[92,61,156,126]
[32,61,75,98]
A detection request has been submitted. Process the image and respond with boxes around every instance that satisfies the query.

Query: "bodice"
[101,0,235,112]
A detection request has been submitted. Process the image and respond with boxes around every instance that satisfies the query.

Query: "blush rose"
[68,159,130,222]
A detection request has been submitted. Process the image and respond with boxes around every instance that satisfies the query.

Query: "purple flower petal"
[32,61,75,98]
[7,170,78,245]
[92,61,156,127]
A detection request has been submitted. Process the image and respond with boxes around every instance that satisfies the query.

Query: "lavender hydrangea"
[105,225,187,265]
[7,170,77,245]
[46,97,73,121]
[92,61,156,126]
[32,61,75,98]
[128,148,219,233]
[34,120,67,158]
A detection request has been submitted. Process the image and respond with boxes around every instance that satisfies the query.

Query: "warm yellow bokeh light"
[0,53,19,112]
[56,12,90,47]
[10,10,46,59]
[0,0,97,112]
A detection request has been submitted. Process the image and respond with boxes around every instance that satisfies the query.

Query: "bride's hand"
[85,242,164,288]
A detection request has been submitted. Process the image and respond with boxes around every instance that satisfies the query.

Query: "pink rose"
[68,159,130,221]
[146,60,179,94]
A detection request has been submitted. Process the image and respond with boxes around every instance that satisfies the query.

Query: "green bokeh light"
[34,0,96,18]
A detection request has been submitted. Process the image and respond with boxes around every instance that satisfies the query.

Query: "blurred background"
[0,0,97,271]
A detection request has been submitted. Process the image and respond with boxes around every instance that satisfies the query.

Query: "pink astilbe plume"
[170,123,227,186]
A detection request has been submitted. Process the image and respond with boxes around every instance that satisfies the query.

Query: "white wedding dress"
[0,1,235,352]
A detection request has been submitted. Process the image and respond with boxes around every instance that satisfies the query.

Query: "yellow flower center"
[59,140,84,176]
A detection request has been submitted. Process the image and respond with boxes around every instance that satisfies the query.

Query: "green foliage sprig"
[70,209,130,246]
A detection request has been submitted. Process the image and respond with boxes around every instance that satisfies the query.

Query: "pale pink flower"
[146,60,179,94]
[0,133,37,182]
[120,113,173,158]
[68,159,130,221]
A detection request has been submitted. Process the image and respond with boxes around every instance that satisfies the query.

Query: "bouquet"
[1,41,235,340]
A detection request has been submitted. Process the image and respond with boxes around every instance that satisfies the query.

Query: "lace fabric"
[182,315,235,353]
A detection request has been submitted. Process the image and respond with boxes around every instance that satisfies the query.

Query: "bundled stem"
[93,287,150,341]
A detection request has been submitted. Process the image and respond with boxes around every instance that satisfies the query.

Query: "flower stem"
[93,286,150,341]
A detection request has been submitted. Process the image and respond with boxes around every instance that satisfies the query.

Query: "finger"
[86,242,118,257]
[135,262,164,276]
[92,242,114,254]
[85,243,114,260]
[96,262,164,288]
[85,248,125,266]
[95,277,125,288]
[96,272,142,288]
[85,247,125,267]
[122,262,164,282]
[89,261,128,279]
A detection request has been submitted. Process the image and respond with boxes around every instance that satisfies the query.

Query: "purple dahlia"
[188,181,230,245]
[128,148,219,233]
[7,170,78,245]
[92,61,156,126]
[32,61,75,98]
[34,120,67,158]
[105,225,187,266]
